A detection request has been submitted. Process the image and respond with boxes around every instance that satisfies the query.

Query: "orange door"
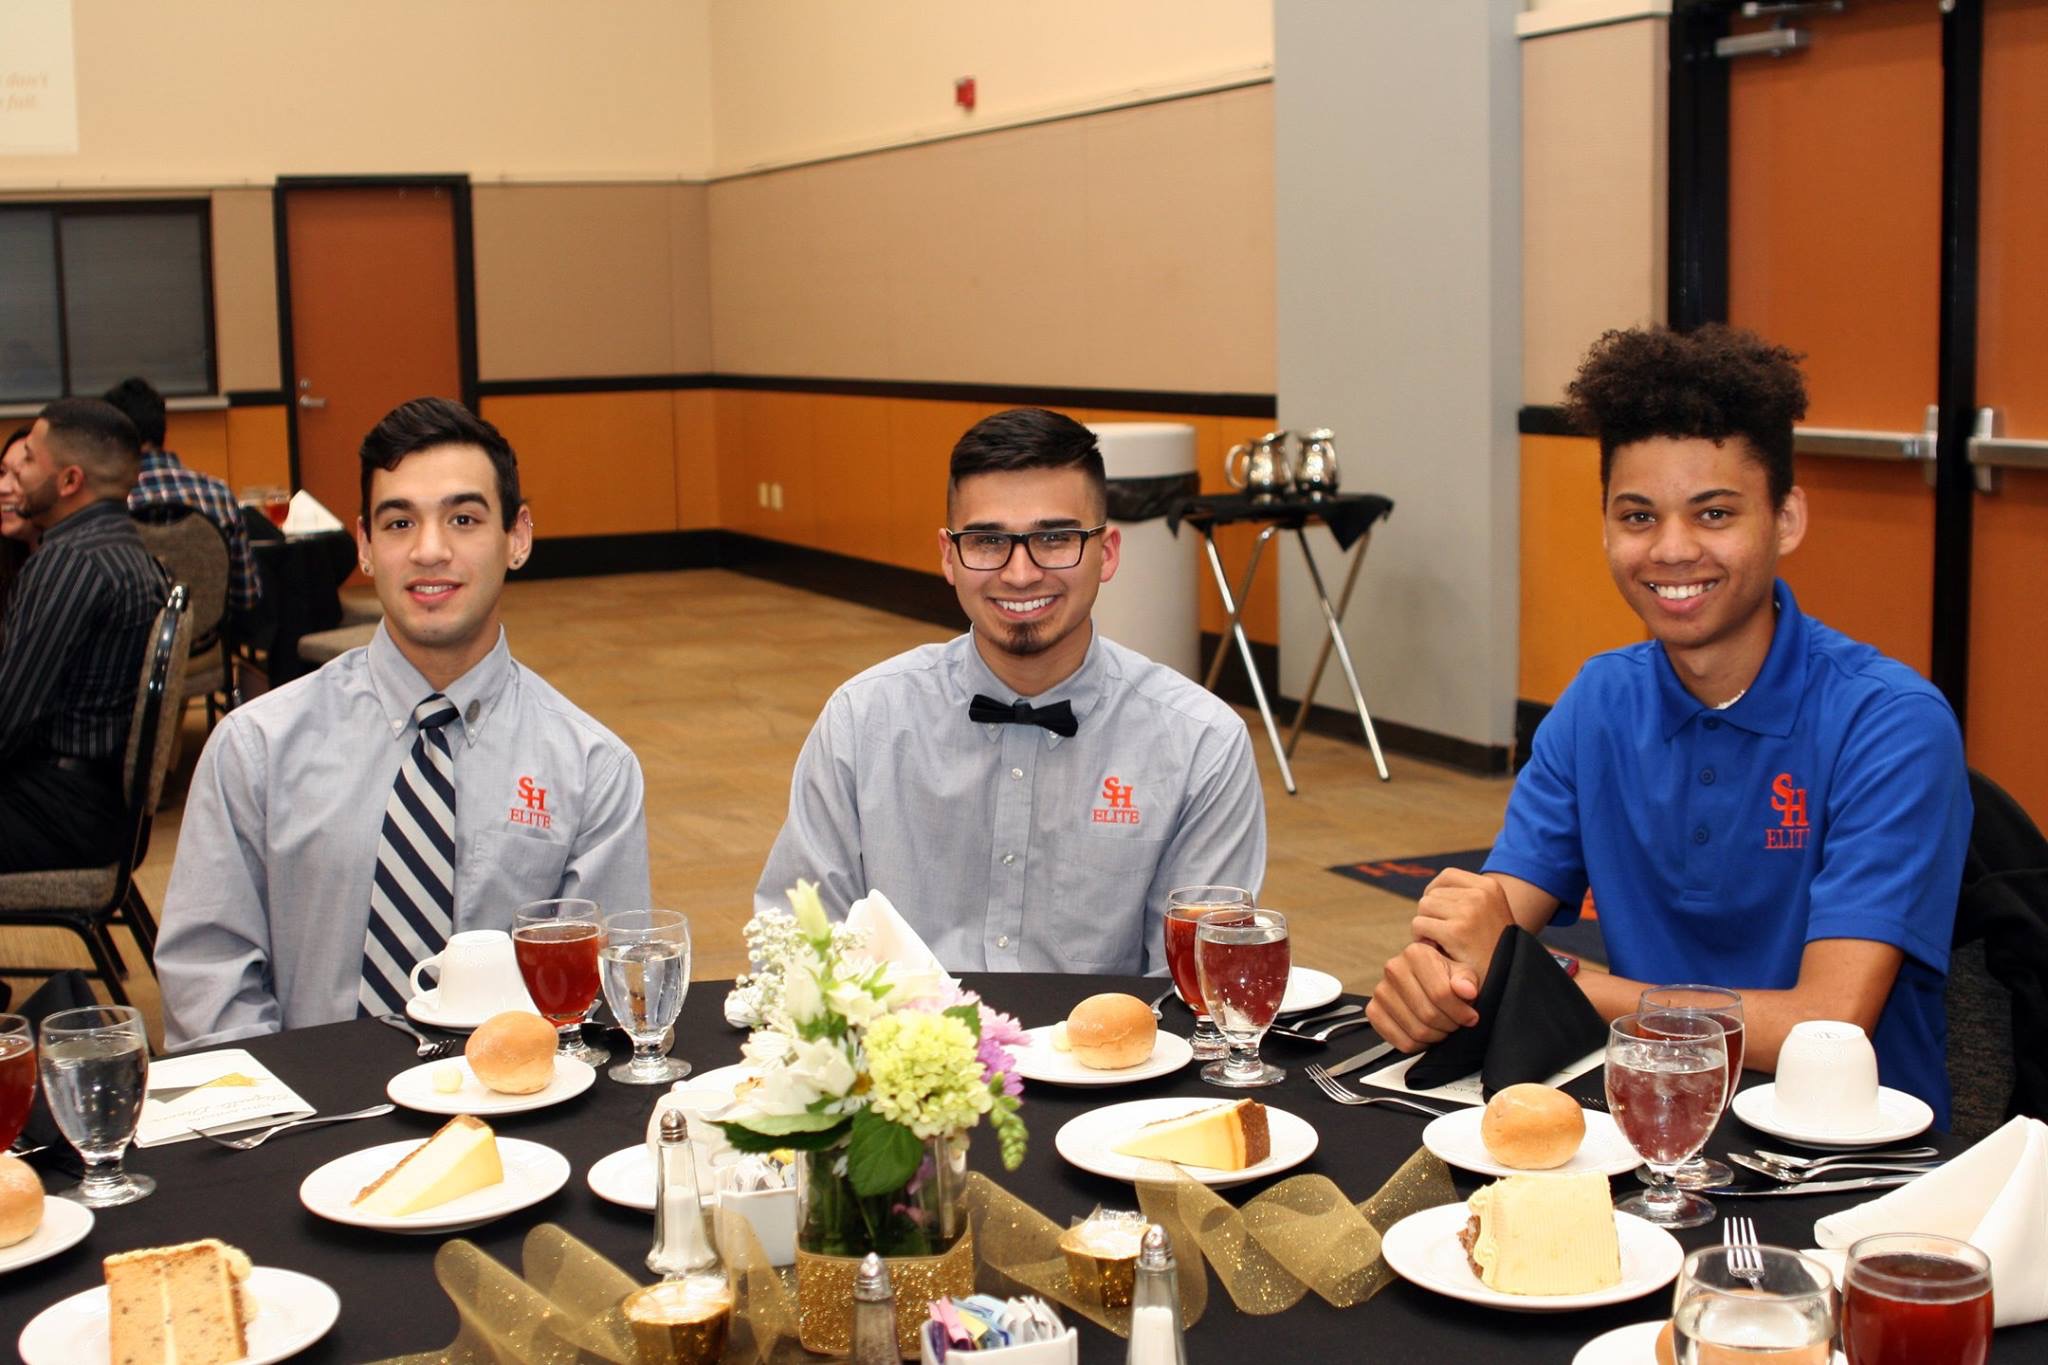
[283,185,464,530]
[1967,0,2048,823]
[1726,1,1944,676]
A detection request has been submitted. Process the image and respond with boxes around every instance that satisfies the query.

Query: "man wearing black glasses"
[756,406,1265,975]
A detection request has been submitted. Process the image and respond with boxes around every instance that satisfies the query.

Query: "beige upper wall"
[0,0,715,187]
[705,0,1272,174]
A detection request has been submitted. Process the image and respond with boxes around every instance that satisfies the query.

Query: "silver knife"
[1702,1174,1920,1198]
[1324,1038,1397,1078]
[1726,1153,1941,1182]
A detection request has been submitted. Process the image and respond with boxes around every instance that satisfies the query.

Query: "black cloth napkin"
[13,970,98,1163]
[1164,491,1394,551]
[1405,926,1607,1098]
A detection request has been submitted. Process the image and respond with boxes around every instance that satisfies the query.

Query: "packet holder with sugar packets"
[921,1296,1076,1364]
[920,1327,1077,1365]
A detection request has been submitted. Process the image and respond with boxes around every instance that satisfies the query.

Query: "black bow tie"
[968,694,1078,738]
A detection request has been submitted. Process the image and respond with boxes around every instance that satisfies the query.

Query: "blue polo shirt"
[1489,581,1969,1125]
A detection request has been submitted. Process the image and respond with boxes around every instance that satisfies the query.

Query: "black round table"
[2,975,2034,1363]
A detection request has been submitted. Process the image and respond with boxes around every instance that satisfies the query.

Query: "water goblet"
[1605,1010,1726,1229]
[1193,907,1289,1088]
[1841,1233,1993,1365]
[1165,885,1253,1061]
[38,1005,153,1207]
[1672,1242,1835,1363]
[0,1014,35,1151]
[514,897,610,1066]
[601,909,693,1085]
[1638,984,1744,1189]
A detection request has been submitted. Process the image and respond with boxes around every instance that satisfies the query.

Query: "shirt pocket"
[1039,828,1169,969]
[471,829,573,903]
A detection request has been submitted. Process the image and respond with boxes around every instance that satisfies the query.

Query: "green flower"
[862,1012,993,1139]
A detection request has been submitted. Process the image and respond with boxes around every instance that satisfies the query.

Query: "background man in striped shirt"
[0,399,169,872]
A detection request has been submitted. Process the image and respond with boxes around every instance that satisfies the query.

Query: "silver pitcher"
[1296,428,1341,497]
[1225,429,1295,499]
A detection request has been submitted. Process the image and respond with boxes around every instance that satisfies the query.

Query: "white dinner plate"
[299,1136,570,1233]
[1053,1098,1317,1189]
[0,1198,93,1275]
[386,1055,595,1116]
[1728,1084,1933,1149]
[587,1144,661,1211]
[1422,1107,1643,1179]
[19,1265,341,1365]
[1381,1203,1681,1312]
[1279,967,1343,1015]
[404,988,538,1032]
[686,1062,758,1100]
[1011,1026,1193,1087]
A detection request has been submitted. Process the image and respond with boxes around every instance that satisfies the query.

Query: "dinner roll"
[0,1153,42,1247]
[465,1011,558,1094]
[1065,993,1156,1070]
[1479,1083,1586,1169]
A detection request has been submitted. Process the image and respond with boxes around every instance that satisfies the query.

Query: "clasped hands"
[1365,867,1513,1053]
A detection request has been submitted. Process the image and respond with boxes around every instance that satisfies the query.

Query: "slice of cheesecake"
[353,1113,504,1217]
[1457,1171,1621,1295]
[1112,1098,1271,1171]
[104,1238,254,1365]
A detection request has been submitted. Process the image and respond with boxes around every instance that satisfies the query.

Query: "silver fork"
[1753,1145,1938,1168]
[1302,1063,1449,1116]
[375,1012,462,1060]
[189,1103,396,1150]
[1724,1215,1766,1289]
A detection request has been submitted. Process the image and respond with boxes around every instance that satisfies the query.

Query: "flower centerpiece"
[716,881,1027,1353]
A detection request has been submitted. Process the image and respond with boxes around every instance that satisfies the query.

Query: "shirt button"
[996,934,1011,949]
[1693,826,1710,845]
[1700,768,1716,785]
[1010,767,1023,780]
[1705,718,1721,731]
[1002,853,1016,866]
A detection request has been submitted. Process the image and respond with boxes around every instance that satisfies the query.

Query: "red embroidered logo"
[509,775,552,830]
[1766,771,1809,849]
[1092,777,1140,826]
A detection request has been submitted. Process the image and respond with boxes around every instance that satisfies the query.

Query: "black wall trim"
[518,529,722,582]
[1668,1,1732,330]
[224,389,287,408]
[1518,404,1582,437]
[1930,0,1983,722]
[478,374,717,398]
[475,372,1277,419]
[719,534,966,631]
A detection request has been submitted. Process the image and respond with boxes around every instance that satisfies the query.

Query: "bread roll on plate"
[465,1011,558,1094]
[1065,994,1157,1070]
[1479,1083,1586,1169]
[0,1153,42,1247]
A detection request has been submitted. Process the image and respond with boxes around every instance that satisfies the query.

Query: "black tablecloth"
[1167,491,1395,551]
[4,976,2037,1363]
[242,514,354,685]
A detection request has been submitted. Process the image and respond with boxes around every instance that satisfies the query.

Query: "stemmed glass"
[1639,984,1744,1189]
[1672,1243,1836,1361]
[1165,885,1253,1061]
[513,898,610,1066]
[1604,1010,1727,1228]
[600,909,693,1085]
[1841,1233,1994,1365]
[38,1005,153,1207]
[0,1015,35,1151]
[1193,908,1290,1088]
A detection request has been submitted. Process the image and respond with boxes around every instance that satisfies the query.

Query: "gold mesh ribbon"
[793,1234,975,1357]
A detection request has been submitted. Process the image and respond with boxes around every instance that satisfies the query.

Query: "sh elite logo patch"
[1766,771,1809,850]
[1092,776,1141,826]
[508,775,552,830]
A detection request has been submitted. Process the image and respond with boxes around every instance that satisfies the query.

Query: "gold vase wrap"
[793,1233,976,1358]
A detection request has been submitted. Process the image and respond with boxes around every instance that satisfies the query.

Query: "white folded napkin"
[135,1048,315,1148]
[1811,1114,2048,1327]
[281,489,345,534]
[845,888,948,979]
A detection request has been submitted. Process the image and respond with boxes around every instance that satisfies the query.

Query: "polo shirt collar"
[367,623,514,748]
[1655,578,1808,739]
[956,626,1108,748]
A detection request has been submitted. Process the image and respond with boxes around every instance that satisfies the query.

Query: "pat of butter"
[432,1063,465,1094]
[1050,1022,1070,1053]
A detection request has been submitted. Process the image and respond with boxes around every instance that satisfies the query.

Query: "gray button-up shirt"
[756,630,1266,974]
[158,625,651,1049]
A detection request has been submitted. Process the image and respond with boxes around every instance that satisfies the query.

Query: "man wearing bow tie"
[756,407,1266,974]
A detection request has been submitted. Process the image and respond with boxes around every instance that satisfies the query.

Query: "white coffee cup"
[1774,1019,1883,1135]
[409,930,533,1017]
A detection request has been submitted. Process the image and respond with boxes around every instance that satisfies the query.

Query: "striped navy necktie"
[359,694,462,1016]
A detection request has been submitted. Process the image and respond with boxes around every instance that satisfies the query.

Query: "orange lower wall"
[163,405,291,508]
[1777,459,1935,678]
[1517,433,1645,704]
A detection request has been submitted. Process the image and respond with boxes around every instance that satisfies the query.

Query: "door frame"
[1666,0,1985,723]
[270,173,481,494]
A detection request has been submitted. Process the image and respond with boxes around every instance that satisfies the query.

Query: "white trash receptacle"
[1088,422,1200,680]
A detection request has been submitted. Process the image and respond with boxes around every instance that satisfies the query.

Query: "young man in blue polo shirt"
[1367,325,1970,1122]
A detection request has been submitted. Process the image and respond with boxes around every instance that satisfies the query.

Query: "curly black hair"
[1563,324,1807,506]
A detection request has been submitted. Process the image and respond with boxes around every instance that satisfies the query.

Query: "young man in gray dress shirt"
[756,407,1266,974]
[157,398,652,1048]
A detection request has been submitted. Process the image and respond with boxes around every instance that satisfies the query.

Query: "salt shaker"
[1125,1225,1187,1365]
[648,1110,720,1280]
[848,1251,898,1365]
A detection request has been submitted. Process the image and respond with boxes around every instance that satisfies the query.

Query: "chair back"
[1948,768,2048,1129]
[134,509,230,648]
[123,585,193,834]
